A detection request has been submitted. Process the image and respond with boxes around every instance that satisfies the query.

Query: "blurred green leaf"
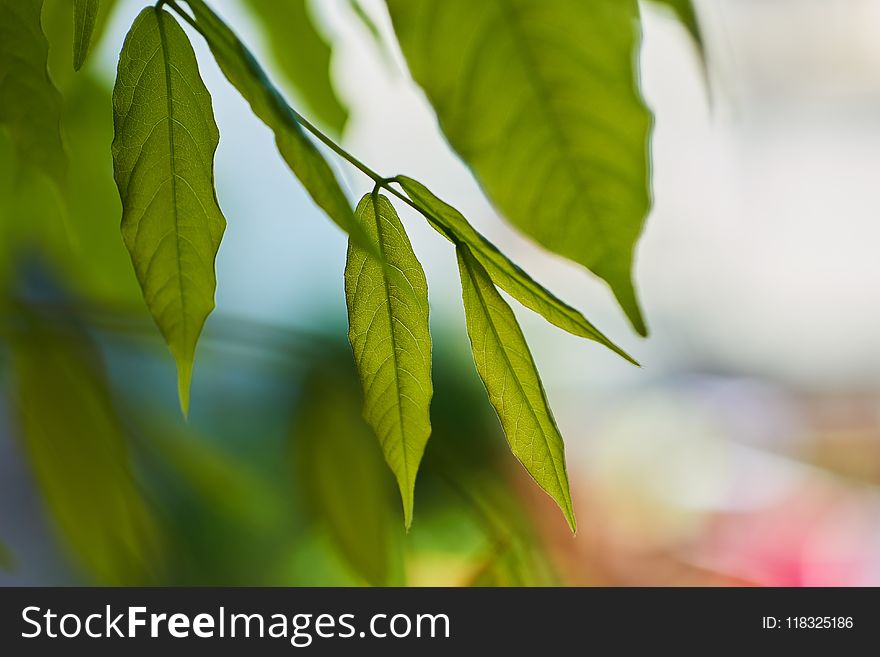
[244,0,347,137]
[0,133,66,288]
[397,176,636,365]
[469,544,527,587]
[143,423,284,533]
[456,245,575,532]
[0,539,14,572]
[387,0,652,335]
[448,474,558,587]
[72,0,98,70]
[650,0,703,51]
[346,0,394,70]
[60,74,142,304]
[111,7,227,415]
[8,304,161,585]
[293,365,402,586]
[1,2,131,300]
[0,0,66,186]
[43,0,118,89]
[0,73,142,307]
[14,0,143,306]
[284,532,368,587]
[181,0,375,255]
[345,193,432,528]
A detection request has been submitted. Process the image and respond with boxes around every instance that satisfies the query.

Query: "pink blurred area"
[523,383,880,586]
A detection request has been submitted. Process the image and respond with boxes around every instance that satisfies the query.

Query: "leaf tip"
[607,342,641,368]
[609,273,649,338]
[556,485,577,534]
[623,299,648,338]
[175,358,193,419]
[394,471,416,531]
[401,494,413,532]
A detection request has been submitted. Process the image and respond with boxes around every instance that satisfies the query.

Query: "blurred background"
[3,0,880,586]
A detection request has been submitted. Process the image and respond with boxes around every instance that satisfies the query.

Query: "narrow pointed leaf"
[111,7,227,414]
[244,0,347,136]
[348,0,383,47]
[387,0,652,335]
[344,193,432,528]
[0,0,66,184]
[180,0,373,253]
[650,0,704,52]
[73,0,99,70]
[457,245,575,531]
[397,176,636,365]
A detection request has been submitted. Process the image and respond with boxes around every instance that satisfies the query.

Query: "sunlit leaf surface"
[398,176,636,365]
[345,193,432,528]
[457,245,575,531]
[111,7,227,414]
[388,0,652,335]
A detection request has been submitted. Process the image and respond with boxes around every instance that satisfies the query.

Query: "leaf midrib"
[156,8,188,344]
[460,247,568,508]
[493,0,609,251]
[371,194,412,498]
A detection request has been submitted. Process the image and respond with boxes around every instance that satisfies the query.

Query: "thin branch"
[166,0,430,220]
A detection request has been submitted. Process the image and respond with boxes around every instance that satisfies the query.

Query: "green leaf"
[397,176,636,365]
[9,304,160,584]
[111,7,227,415]
[73,0,98,71]
[387,0,652,336]
[179,0,373,253]
[42,0,118,86]
[0,0,66,185]
[650,0,703,51]
[344,193,432,528]
[456,244,575,532]
[243,0,348,137]
[293,364,402,586]
[0,72,144,307]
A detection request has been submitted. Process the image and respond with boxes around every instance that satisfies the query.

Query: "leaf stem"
[281,106,427,218]
[282,107,424,217]
[167,0,423,214]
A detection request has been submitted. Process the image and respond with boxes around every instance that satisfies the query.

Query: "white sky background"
[96,0,880,393]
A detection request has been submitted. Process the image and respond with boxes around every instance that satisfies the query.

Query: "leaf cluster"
[0,0,704,529]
